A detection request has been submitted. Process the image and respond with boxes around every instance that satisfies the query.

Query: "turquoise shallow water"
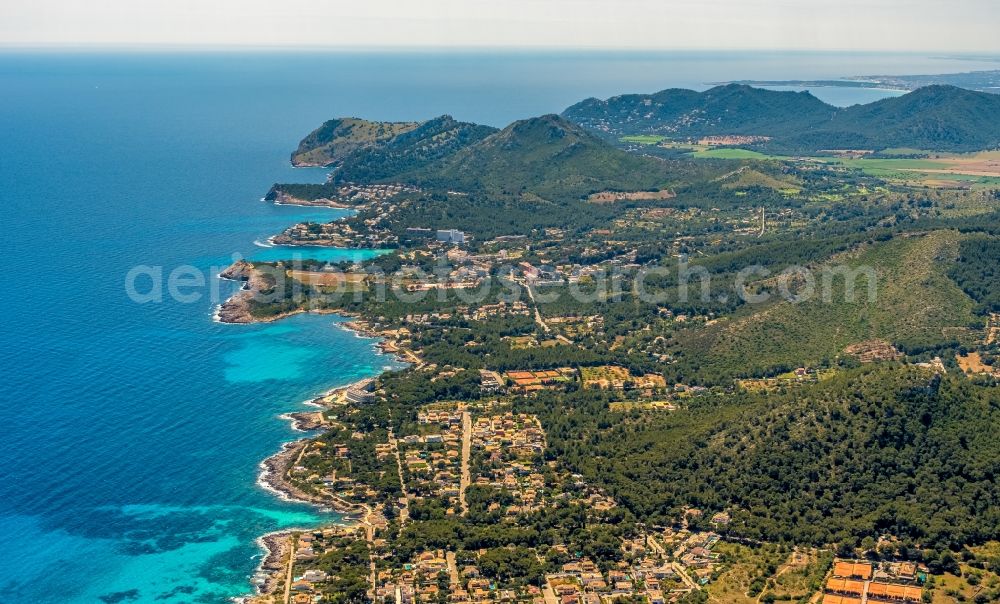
[0,310,405,604]
[2,50,997,603]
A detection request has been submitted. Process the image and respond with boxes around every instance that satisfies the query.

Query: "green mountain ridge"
[399,114,677,200]
[276,113,686,203]
[563,84,1000,153]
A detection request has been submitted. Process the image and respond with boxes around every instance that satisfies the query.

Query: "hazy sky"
[2,0,998,52]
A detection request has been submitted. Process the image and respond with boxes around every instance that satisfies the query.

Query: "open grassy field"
[766,549,833,601]
[607,400,677,412]
[865,170,1000,188]
[878,147,936,156]
[837,157,952,171]
[718,167,802,194]
[619,134,667,144]
[928,544,1000,604]
[835,154,1000,187]
[587,189,676,203]
[956,351,999,376]
[622,136,1000,186]
[705,542,793,604]
[737,368,839,392]
[504,335,538,349]
[580,365,632,388]
[287,270,368,288]
[914,150,1000,175]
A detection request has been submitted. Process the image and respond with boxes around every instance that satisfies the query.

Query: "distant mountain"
[331,115,498,183]
[291,117,420,167]
[563,84,1000,153]
[831,85,1000,151]
[402,114,677,200]
[565,84,835,140]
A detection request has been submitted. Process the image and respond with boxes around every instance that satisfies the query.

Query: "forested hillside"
[949,235,1000,315]
[534,366,1000,555]
[676,230,979,379]
[329,115,498,184]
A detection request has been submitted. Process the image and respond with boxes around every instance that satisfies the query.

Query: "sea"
[2,50,998,603]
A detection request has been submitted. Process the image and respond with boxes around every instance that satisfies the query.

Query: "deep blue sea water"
[2,50,998,603]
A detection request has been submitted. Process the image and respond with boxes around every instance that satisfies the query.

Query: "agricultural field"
[693,148,779,160]
[619,134,667,144]
[287,269,368,288]
[688,147,1000,188]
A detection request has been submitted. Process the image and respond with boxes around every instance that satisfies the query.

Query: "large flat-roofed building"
[344,378,376,404]
[436,229,466,244]
[479,369,504,393]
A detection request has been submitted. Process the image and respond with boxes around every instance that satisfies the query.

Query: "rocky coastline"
[242,340,404,600]
[247,434,364,601]
[282,410,328,432]
[216,258,411,601]
[251,530,295,597]
[216,260,341,324]
[268,233,353,247]
[265,186,361,209]
[216,260,266,324]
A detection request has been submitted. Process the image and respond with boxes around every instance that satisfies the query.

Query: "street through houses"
[459,411,471,516]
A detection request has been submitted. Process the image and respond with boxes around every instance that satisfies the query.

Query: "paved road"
[459,411,472,516]
[524,283,550,333]
[647,535,666,556]
[357,506,376,598]
[389,431,410,525]
[672,562,700,591]
[542,579,560,604]
[446,551,460,588]
[282,535,297,604]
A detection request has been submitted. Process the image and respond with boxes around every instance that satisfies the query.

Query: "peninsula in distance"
[720,68,1000,94]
